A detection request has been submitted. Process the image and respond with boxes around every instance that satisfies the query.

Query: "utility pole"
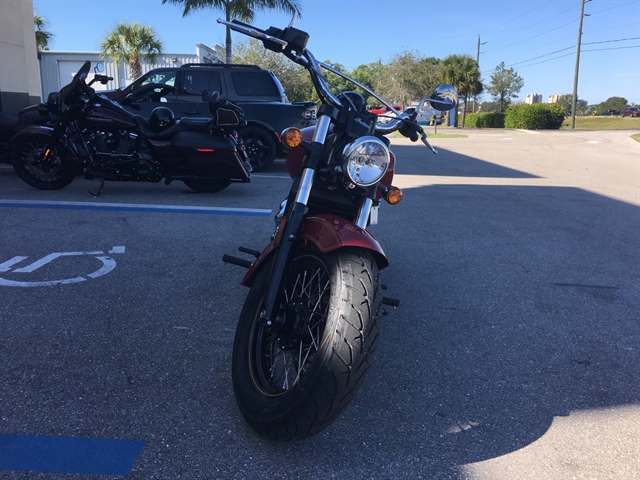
[571,0,590,129]
[473,35,487,113]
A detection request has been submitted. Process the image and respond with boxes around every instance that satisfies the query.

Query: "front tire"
[232,247,383,441]
[182,178,231,193]
[12,140,76,190]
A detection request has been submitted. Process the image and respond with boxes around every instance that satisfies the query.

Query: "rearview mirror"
[428,84,457,112]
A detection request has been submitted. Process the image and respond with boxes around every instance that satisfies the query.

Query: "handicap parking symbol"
[0,246,125,287]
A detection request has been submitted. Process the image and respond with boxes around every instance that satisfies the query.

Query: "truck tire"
[239,126,277,172]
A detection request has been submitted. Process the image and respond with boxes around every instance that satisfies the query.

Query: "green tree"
[162,0,300,64]
[602,96,628,112]
[233,37,313,102]
[34,15,53,51]
[376,51,440,108]
[350,62,383,106]
[485,61,524,113]
[556,94,589,116]
[100,22,162,80]
[440,54,481,127]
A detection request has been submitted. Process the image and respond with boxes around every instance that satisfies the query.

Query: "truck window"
[140,71,176,87]
[231,71,280,97]
[182,70,222,95]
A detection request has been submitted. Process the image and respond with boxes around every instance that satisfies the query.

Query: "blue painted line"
[0,433,144,476]
[0,200,271,217]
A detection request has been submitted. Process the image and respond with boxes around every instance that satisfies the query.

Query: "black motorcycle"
[11,61,251,194]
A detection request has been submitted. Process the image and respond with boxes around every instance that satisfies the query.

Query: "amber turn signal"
[385,186,403,205]
[282,127,303,149]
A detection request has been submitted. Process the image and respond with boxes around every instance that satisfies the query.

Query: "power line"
[589,0,639,16]
[507,46,575,67]
[487,19,578,52]
[504,36,640,68]
[583,36,640,45]
[479,0,556,36]
[582,45,640,52]
[450,0,559,52]
[482,42,640,74]
[484,3,580,45]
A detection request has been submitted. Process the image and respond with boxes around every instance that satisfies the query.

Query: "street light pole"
[571,0,589,129]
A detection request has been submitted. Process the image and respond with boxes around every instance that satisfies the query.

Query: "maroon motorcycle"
[11,61,251,194]
[221,3,457,441]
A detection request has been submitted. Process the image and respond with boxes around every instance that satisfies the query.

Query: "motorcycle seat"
[134,116,186,140]
[180,117,212,132]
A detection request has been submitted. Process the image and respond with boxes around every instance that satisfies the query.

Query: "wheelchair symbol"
[0,246,125,287]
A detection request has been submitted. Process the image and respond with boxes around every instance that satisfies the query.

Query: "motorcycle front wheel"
[232,247,383,441]
[12,140,76,190]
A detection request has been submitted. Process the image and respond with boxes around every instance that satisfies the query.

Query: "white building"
[525,93,542,104]
[548,94,564,104]
[38,44,224,99]
[0,0,40,115]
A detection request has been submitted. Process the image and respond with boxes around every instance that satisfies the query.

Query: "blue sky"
[32,0,640,105]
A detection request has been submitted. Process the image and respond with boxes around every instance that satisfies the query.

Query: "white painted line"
[13,251,101,273]
[516,129,541,134]
[87,256,117,279]
[0,256,28,272]
[252,174,291,179]
[0,246,125,287]
[0,199,271,215]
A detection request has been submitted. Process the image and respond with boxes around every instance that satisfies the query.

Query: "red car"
[621,107,639,117]
[367,105,402,115]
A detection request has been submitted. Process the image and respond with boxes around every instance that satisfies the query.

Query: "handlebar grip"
[217,19,288,47]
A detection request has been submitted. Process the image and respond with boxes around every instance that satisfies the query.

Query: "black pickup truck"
[103,64,317,171]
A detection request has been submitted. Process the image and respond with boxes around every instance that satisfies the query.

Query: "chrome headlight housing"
[342,136,390,186]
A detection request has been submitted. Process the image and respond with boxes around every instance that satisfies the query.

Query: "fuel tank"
[82,100,137,130]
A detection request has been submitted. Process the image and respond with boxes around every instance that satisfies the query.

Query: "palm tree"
[34,15,53,51]
[101,22,162,80]
[161,0,301,64]
[440,54,481,127]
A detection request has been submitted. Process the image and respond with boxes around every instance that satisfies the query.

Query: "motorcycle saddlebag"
[170,131,249,179]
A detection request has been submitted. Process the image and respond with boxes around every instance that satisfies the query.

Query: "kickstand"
[89,179,105,197]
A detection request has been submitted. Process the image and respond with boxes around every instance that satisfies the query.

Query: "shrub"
[504,104,565,129]
[465,112,505,128]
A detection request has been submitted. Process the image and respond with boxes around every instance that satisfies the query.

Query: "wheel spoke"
[254,258,332,393]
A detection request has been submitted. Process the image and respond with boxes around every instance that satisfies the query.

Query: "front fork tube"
[260,115,332,325]
[42,119,71,161]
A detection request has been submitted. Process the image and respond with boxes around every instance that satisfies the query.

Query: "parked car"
[366,105,402,125]
[621,107,639,118]
[367,105,402,115]
[597,109,618,116]
[102,64,317,171]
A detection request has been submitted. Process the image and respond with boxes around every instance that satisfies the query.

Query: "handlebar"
[217,17,456,149]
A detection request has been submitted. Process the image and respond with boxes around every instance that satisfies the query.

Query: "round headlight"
[342,136,390,186]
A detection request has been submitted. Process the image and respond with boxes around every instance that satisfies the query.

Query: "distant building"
[37,44,225,99]
[548,94,564,104]
[0,0,40,115]
[525,93,542,104]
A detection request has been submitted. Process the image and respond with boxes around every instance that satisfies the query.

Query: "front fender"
[240,214,388,287]
[11,125,80,160]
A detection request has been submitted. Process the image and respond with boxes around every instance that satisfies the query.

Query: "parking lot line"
[0,433,144,476]
[0,200,271,216]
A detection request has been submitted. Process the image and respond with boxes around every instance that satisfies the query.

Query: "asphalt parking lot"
[0,129,639,479]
